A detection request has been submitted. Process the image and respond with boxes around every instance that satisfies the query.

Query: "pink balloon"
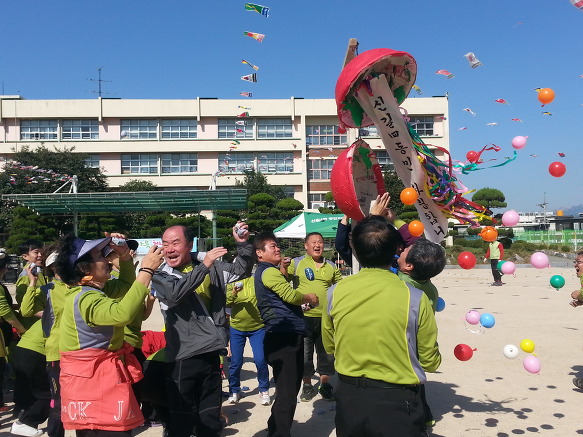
[523,355,541,374]
[465,310,481,325]
[501,261,516,275]
[511,136,527,149]
[530,252,549,269]
[501,210,520,227]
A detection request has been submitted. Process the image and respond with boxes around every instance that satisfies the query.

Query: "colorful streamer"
[244,3,270,17]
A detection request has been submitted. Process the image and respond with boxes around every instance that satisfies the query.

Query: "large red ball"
[548,161,566,178]
[457,251,477,270]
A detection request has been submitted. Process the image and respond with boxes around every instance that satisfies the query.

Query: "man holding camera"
[151,223,253,437]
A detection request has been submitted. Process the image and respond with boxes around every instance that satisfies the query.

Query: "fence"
[513,230,583,250]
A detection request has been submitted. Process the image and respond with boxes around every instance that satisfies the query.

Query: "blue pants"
[229,326,269,394]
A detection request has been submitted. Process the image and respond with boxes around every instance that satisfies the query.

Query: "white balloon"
[503,344,519,359]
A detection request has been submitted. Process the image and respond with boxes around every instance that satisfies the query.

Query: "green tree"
[235,169,285,200]
[117,179,159,192]
[0,145,109,250]
[472,188,507,211]
[318,192,341,214]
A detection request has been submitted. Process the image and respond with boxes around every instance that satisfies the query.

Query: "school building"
[0,95,450,210]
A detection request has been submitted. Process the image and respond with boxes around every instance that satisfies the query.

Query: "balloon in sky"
[436,297,446,312]
[458,251,477,269]
[530,252,549,269]
[549,161,566,177]
[408,220,424,237]
[571,0,583,12]
[480,313,496,328]
[466,150,479,163]
[454,344,475,361]
[523,355,541,374]
[520,339,535,353]
[501,210,520,227]
[511,136,527,150]
[503,344,520,359]
[479,226,498,242]
[501,261,516,275]
[400,188,418,205]
[537,88,555,105]
[550,275,566,290]
[465,310,481,325]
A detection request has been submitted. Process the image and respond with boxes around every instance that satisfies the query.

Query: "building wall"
[0,95,450,209]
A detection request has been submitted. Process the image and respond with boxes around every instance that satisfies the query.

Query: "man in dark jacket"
[151,223,253,437]
[254,232,318,437]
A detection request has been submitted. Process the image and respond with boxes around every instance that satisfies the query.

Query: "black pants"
[11,346,50,427]
[47,361,64,437]
[335,378,427,437]
[264,331,304,437]
[141,359,170,426]
[303,317,335,378]
[165,351,222,437]
[490,259,502,282]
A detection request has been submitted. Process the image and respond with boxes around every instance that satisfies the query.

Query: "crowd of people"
[0,196,449,437]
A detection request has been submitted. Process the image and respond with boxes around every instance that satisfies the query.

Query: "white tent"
[273,212,344,239]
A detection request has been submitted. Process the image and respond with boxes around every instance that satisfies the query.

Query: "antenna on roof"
[88,67,112,97]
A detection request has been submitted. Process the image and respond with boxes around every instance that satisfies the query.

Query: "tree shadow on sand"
[425,380,557,437]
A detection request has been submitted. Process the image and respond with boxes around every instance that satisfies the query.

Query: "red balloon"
[466,151,479,163]
[457,251,477,269]
[548,161,566,178]
[454,344,475,361]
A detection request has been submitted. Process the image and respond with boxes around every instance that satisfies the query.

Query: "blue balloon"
[436,297,446,312]
[480,313,496,329]
[304,268,315,281]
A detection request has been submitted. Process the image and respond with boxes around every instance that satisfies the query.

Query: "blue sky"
[1,0,582,213]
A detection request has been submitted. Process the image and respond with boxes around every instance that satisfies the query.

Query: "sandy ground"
[2,264,583,436]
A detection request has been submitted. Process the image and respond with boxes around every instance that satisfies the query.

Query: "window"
[359,125,379,137]
[274,185,295,198]
[85,154,100,168]
[62,119,99,140]
[306,125,347,146]
[218,118,253,139]
[410,116,434,136]
[308,159,335,180]
[218,152,255,172]
[373,150,394,171]
[121,119,157,139]
[161,119,197,139]
[20,120,58,140]
[121,154,158,174]
[161,153,198,173]
[257,152,293,173]
[309,193,333,209]
[257,118,293,138]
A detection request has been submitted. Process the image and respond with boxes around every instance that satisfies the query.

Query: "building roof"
[2,189,247,214]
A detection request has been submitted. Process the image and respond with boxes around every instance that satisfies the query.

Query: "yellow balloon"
[520,339,535,354]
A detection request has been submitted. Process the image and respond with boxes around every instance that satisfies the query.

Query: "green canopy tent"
[273,212,344,239]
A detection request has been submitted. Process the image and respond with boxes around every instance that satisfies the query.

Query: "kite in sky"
[486,122,498,126]
[231,139,241,145]
[463,108,476,116]
[494,99,509,104]
[242,59,259,71]
[237,112,250,117]
[245,3,270,17]
[412,85,422,95]
[542,111,552,116]
[238,106,251,110]
[240,92,253,97]
[436,69,455,79]
[458,127,468,131]
[436,116,447,120]
[558,152,566,157]
[464,52,482,69]
[235,120,246,125]
[243,31,265,42]
[511,118,523,122]
[241,74,257,82]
